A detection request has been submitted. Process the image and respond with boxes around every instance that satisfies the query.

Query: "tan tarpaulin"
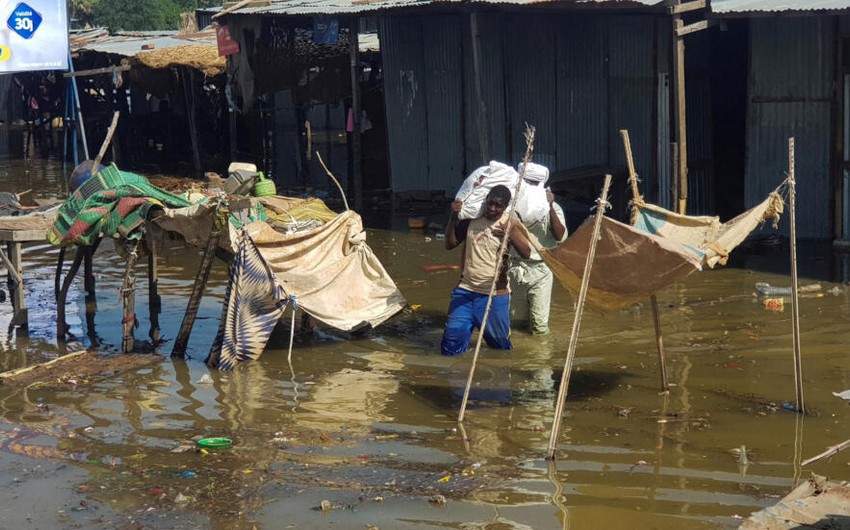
[540,216,704,312]
[243,212,406,331]
[155,202,405,332]
[740,475,850,530]
[635,192,784,268]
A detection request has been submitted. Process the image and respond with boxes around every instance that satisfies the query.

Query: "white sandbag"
[454,161,519,220]
[515,182,549,225]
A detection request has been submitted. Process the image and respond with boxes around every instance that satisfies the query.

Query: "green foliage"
[76,0,221,32]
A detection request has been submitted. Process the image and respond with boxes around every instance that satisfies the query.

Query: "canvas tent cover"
[540,192,784,311]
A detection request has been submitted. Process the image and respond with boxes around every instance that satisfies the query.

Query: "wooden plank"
[675,20,714,37]
[668,0,705,15]
[63,64,130,78]
[6,242,26,328]
[0,228,48,242]
[214,0,271,19]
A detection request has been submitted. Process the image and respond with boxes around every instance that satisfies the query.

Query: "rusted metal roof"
[712,0,850,14]
[208,0,664,17]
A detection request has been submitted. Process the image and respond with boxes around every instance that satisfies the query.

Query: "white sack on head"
[515,182,549,226]
[454,161,519,220]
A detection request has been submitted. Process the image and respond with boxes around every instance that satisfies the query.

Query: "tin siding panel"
[556,15,608,171]
[422,15,464,192]
[607,15,656,199]
[380,16,429,192]
[747,17,835,238]
[504,14,558,169]
[463,12,508,172]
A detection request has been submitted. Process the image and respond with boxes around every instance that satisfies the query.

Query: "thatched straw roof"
[136,44,226,77]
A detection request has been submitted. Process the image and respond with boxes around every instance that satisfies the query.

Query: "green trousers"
[509,259,554,335]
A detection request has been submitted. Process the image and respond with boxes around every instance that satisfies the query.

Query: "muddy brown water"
[2,152,850,529]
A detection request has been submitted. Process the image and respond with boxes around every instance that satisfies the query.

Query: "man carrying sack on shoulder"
[441,185,532,356]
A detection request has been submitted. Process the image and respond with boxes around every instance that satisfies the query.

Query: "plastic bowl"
[197,437,233,449]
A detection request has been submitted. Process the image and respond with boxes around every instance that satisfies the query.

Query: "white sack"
[515,182,550,225]
[454,161,519,220]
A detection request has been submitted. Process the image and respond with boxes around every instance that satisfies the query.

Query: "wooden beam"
[668,0,705,15]
[672,14,688,214]
[214,0,271,19]
[63,64,130,78]
[675,19,715,37]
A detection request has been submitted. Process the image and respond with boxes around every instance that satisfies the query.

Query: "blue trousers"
[441,287,512,356]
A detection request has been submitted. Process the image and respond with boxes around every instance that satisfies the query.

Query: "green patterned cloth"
[49,164,193,247]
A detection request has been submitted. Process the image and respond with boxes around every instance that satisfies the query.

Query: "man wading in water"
[441,185,532,356]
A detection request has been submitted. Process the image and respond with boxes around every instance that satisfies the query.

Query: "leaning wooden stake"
[457,125,536,423]
[621,130,669,392]
[620,129,644,225]
[801,438,850,467]
[92,110,119,170]
[546,174,612,460]
[788,137,805,413]
[172,201,225,358]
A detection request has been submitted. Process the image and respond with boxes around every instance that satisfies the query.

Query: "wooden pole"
[181,68,202,176]
[57,246,85,340]
[788,137,805,413]
[672,3,688,215]
[458,125,536,423]
[54,246,66,300]
[5,241,26,330]
[621,130,669,392]
[650,295,669,392]
[121,243,140,354]
[547,175,612,460]
[348,18,363,212]
[147,236,161,355]
[620,129,643,225]
[470,12,491,164]
[92,111,120,169]
[172,204,224,358]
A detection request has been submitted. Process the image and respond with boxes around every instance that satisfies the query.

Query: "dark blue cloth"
[441,287,512,356]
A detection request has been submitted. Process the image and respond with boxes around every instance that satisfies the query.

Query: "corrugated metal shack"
[711,0,850,240]
[214,0,727,223]
[70,26,229,176]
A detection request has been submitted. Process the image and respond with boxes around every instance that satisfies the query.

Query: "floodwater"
[2,147,850,529]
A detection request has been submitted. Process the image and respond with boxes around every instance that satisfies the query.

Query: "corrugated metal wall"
[380,17,428,192]
[463,12,509,170]
[380,15,465,192]
[382,11,663,195]
[556,16,609,171]
[606,15,656,198]
[746,16,835,239]
[504,14,558,168]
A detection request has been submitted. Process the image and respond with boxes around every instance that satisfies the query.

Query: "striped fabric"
[213,229,289,371]
[48,164,193,247]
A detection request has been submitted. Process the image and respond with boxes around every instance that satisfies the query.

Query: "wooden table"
[0,226,50,331]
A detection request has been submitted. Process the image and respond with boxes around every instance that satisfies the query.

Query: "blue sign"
[7,2,43,40]
[313,16,339,45]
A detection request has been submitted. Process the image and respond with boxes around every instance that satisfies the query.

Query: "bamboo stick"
[650,295,669,392]
[316,151,350,211]
[788,137,804,413]
[619,129,643,225]
[621,130,668,392]
[92,110,119,170]
[457,125,535,423]
[0,349,89,383]
[801,439,850,467]
[546,174,612,460]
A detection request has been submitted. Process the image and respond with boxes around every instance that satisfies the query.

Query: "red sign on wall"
[216,25,240,57]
